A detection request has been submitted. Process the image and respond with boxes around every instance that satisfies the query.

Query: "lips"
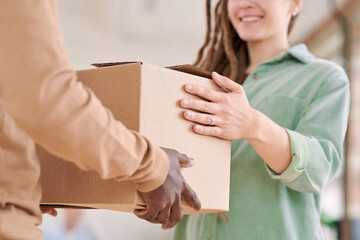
[240,16,263,22]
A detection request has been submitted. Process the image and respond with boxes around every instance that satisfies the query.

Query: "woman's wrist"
[244,108,265,142]
[245,109,292,174]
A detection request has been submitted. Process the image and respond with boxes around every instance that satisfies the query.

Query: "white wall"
[56,0,206,69]
[290,0,347,44]
[39,209,173,240]
[54,0,348,69]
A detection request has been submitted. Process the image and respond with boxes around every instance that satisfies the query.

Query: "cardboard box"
[38,62,231,214]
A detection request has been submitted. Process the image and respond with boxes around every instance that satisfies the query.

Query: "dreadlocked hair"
[195,0,298,85]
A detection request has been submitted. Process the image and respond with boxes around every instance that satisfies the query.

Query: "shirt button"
[253,73,259,79]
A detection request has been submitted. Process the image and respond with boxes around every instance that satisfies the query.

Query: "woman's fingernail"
[185,84,193,91]
[185,111,193,118]
[194,125,202,132]
[181,99,189,106]
[213,72,221,81]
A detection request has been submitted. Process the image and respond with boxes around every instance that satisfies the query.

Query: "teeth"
[241,16,261,22]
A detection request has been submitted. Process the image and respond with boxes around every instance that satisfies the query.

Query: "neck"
[246,35,289,74]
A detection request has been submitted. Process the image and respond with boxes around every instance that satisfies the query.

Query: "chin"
[235,28,261,42]
[238,34,260,42]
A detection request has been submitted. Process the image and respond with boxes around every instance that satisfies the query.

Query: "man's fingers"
[134,208,159,223]
[134,209,145,217]
[162,199,183,230]
[182,183,201,211]
[41,208,58,217]
[154,205,171,224]
[134,209,148,220]
[177,153,194,168]
[160,147,193,168]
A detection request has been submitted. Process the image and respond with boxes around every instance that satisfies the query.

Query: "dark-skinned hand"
[41,208,58,217]
[134,147,201,230]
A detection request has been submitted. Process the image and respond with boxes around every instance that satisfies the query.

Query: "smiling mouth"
[240,16,263,22]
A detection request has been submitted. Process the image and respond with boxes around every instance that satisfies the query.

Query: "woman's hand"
[180,72,292,174]
[180,72,256,140]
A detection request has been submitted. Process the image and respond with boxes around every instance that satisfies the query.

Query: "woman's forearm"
[247,109,292,174]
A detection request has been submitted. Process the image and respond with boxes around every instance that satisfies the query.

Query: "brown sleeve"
[0,0,168,192]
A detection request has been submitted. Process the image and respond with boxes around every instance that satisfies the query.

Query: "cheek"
[227,4,239,30]
[263,2,292,29]
[227,2,237,21]
[228,15,238,30]
[270,12,291,33]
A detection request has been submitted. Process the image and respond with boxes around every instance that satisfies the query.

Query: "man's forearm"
[0,0,168,192]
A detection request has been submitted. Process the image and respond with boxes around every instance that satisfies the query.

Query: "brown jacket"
[0,1,168,239]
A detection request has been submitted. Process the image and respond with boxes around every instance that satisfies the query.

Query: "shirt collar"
[270,44,315,64]
[285,44,315,64]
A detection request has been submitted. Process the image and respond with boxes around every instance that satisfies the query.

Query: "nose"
[233,0,255,8]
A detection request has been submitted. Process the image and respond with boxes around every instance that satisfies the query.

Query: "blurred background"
[38,0,360,239]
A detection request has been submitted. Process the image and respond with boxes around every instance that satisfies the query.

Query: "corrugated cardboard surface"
[39,62,231,214]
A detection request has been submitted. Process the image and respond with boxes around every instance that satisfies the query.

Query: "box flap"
[92,62,211,79]
[92,62,142,68]
[167,64,211,79]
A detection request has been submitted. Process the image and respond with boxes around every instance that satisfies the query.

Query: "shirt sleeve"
[0,0,168,192]
[265,65,350,194]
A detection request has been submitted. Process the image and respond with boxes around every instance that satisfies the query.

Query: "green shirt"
[173,44,350,240]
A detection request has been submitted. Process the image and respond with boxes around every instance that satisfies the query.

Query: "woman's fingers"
[183,110,221,127]
[182,109,225,138]
[193,125,223,138]
[212,72,243,93]
[180,98,219,114]
[184,84,222,102]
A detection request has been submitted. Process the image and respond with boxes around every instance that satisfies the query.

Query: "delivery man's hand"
[134,147,201,229]
[41,208,58,217]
